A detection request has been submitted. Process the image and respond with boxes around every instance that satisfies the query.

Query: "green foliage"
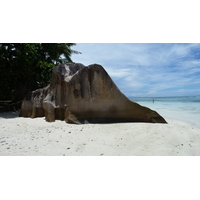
[0,43,80,102]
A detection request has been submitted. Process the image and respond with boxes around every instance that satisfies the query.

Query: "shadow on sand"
[0,112,19,119]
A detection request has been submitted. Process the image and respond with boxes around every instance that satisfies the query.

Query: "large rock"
[19,63,167,124]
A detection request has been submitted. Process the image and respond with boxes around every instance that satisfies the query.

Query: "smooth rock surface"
[20,63,167,124]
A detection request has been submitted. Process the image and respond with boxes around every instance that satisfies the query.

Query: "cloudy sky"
[71,43,200,97]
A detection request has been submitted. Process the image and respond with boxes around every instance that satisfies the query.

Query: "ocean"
[130,96,200,128]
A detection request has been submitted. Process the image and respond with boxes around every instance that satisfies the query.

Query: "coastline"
[1,112,200,156]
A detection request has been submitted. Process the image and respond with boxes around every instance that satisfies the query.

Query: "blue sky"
[71,43,200,97]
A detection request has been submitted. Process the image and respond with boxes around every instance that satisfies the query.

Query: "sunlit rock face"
[20,63,167,124]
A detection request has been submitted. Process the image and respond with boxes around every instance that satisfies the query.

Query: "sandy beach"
[0,111,200,156]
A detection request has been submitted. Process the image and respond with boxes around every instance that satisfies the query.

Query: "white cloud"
[105,67,132,78]
[71,43,200,97]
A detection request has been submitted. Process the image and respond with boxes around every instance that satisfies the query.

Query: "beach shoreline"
[0,112,200,156]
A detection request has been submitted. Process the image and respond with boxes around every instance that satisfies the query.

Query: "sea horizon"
[129,95,200,99]
[129,96,200,128]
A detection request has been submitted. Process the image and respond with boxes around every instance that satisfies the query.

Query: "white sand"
[0,112,200,156]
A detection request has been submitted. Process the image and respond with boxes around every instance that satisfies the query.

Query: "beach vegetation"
[0,43,80,111]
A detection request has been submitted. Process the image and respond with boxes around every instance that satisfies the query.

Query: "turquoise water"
[130,96,200,128]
